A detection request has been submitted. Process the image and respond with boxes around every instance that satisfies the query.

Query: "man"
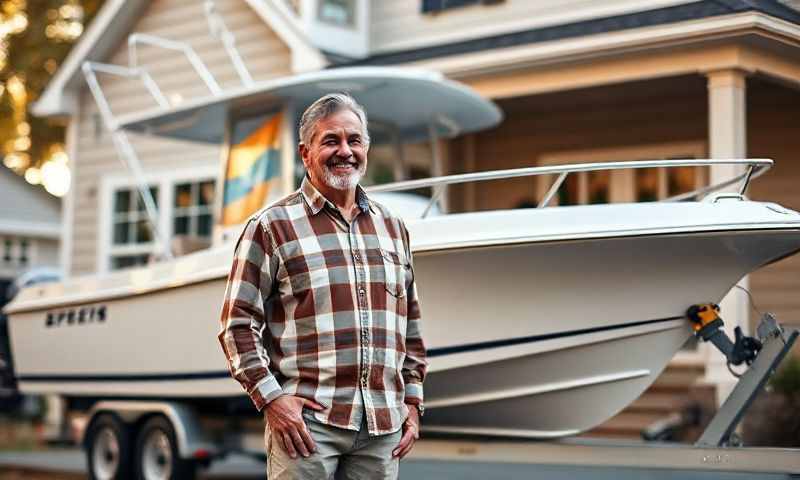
[219,93,428,479]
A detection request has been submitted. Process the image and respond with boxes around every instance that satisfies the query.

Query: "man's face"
[300,109,368,191]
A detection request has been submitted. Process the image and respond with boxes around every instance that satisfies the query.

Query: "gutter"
[0,220,61,239]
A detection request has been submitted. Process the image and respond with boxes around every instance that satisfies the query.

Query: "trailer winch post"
[688,306,799,447]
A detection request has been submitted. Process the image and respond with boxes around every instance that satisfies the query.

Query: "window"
[550,171,613,206]
[421,0,504,14]
[173,181,215,239]
[537,143,708,207]
[0,236,35,268]
[2,239,10,263]
[636,163,703,203]
[110,186,159,270]
[319,0,356,27]
[103,172,217,272]
[19,240,28,265]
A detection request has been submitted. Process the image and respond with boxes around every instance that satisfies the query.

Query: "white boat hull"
[415,229,800,436]
[7,201,800,437]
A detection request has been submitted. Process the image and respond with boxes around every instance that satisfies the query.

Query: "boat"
[4,65,800,439]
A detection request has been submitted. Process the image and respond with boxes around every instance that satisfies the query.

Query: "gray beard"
[321,163,365,191]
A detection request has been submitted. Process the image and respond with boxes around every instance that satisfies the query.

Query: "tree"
[0,0,104,195]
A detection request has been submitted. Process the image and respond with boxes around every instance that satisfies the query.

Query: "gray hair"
[298,93,370,147]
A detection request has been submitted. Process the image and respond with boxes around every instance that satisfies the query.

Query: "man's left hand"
[392,404,420,459]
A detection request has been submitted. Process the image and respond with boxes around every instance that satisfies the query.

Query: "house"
[33,0,800,437]
[0,166,60,305]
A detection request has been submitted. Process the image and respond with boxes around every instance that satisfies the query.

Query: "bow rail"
[365,159,773,218]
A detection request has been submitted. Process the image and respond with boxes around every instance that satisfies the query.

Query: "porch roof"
[340,0,800,66]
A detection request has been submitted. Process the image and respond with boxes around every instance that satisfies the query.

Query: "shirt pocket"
[380,248,410,299]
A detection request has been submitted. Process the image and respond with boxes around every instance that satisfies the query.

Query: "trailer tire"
[135,416,196,480]
[86,413,133,480]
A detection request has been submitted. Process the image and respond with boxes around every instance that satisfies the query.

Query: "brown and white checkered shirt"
[219,177,427,435]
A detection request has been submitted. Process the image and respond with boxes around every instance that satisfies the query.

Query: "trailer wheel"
[86,413,133,480]
[135,416,196,480]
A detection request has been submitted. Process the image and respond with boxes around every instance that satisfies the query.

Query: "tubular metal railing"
[365,159,773,219]
[81,1,256,260]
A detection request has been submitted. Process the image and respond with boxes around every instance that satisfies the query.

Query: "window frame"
[98,166,218,273]
[0,235,38,277]
[172,180,216,239]
[537,141,708,207]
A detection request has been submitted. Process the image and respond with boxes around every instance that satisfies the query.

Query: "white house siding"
[0,168,60,280]
[369,0,696,54]
[448,75,709,212]
[0,168,60,226]
[69,0,292,276]
[35,238,60,268]
[747,79,800,337]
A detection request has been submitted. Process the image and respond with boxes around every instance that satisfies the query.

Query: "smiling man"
[219,93,428,479]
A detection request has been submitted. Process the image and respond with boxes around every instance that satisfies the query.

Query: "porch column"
[705,68,750,405]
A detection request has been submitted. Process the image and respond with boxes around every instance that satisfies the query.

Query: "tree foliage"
[0,0,103,178]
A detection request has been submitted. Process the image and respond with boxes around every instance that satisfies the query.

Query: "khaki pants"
[266,412,402,480]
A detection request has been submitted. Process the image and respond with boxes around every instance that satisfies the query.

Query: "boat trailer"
[407,309,800,478]
[687,305,798,449]
[74,308,799,478]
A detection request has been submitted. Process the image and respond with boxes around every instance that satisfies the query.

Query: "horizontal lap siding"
[453,76,708,212]
[748,84,800,335]
[0,171,60,225]
[370,0,695,54]
[70,0,292,275]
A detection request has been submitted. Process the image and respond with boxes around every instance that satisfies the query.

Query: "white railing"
[365,159,773,218]
[82,1,255,259]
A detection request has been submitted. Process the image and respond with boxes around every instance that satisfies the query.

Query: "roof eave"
[410,11,800,78]
[33,0,327,118]
[0,220,61,239]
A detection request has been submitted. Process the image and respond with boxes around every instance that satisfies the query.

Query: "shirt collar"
[300,175,373,216]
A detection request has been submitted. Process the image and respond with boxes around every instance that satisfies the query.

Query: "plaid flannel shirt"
[219,177,427,435]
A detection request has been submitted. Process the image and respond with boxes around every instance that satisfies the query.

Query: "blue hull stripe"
[426,316,683,357]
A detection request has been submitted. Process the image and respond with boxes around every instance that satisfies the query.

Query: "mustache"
[325,157,361,166]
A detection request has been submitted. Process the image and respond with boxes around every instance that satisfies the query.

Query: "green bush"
[770,355,800,397]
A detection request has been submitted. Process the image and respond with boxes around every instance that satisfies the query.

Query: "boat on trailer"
[5,79,800,437]
[3,15,800,479]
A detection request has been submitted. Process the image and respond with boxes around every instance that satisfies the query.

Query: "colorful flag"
[221,112,282,225]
